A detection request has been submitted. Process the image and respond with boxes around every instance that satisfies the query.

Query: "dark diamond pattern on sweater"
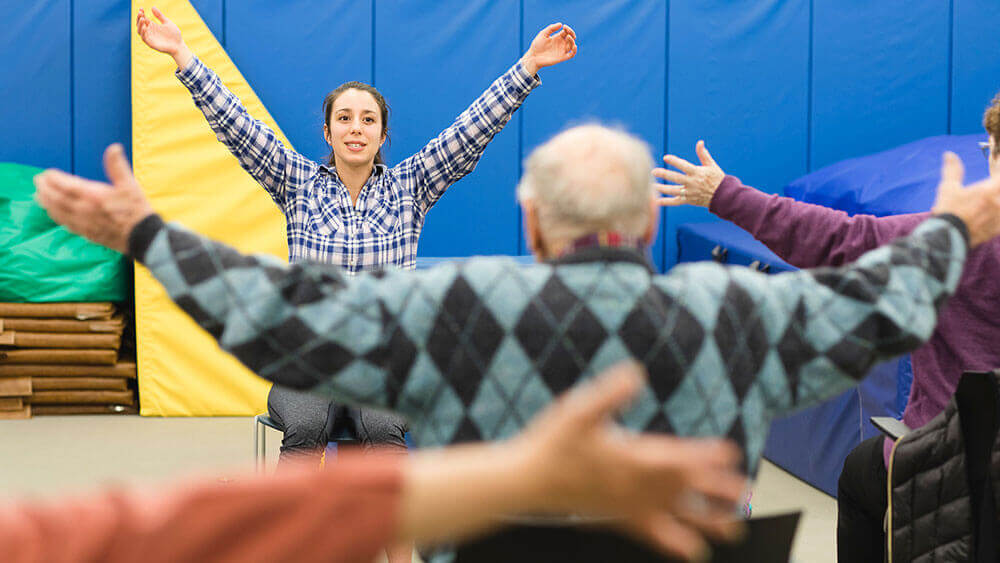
[262,264,289,285]
[452,416,483,444]
[297,340,356,379]
[812,265,887,304]
[727,418,749,473]
[427,276,503,404]
[619,288,703,401]
[515,276,608,394]
[174,294,224,340]
[714,283,768,400]
[368,307,417,405]
[644,410,675,434]
[279,274,327,305]
[260,315,316,356]
[775,302,814,403]
[175,243,220,286]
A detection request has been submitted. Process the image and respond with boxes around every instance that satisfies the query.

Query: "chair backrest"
[255,413,283,431]
[453,512,801,563]
[955,371,999,562]
[888,370,1000,563]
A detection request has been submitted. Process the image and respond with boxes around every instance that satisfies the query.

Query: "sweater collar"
[546,232,654,272]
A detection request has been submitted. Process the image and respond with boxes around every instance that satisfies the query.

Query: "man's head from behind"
[517,125,657,260]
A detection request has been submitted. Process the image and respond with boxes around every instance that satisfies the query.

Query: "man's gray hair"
[516,124,654,240]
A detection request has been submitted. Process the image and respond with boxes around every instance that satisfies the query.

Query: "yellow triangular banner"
[131,0,289,415]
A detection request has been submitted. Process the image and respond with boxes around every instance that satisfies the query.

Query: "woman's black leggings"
[267,384,408,466]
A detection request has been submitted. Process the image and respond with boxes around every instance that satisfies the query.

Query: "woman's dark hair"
[322,81,390,166]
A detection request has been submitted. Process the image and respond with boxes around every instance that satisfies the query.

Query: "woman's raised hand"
[136,7,192,68]
[521,23,578,75]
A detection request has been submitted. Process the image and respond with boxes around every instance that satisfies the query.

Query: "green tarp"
[0,162,126,302]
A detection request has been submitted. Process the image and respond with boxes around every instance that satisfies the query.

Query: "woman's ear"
[323,124,333,147]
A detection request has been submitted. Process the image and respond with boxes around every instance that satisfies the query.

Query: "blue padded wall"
[952,0,1000,134]
[189,0,223,42]
[521,0,666,268]
[74,0,132,181]
[8,0,1000,264]
[226,1,372,165]
[2,1,72,171]
[811,1,950,170]
[375,0,521,257]
[0,0,220,177]
[664,0,809,271]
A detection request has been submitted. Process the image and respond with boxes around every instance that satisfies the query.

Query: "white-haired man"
[36,125,1000,514]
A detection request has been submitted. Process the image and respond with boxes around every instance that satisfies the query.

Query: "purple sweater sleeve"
[708,175,931,267]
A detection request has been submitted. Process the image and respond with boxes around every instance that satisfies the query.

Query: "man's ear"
[523,200,545,260]
[643,196,660,246]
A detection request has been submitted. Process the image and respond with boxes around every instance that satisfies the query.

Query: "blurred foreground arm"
[0,365,743,563]
[399,363,745,558]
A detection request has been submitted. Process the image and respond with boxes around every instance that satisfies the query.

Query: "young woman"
[136,8,575,559]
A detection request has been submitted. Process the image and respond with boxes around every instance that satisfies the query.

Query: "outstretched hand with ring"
[654,141,725,209]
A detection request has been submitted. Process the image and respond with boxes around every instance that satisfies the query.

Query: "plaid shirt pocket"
[306,194,346,236]
[365,196,401,236]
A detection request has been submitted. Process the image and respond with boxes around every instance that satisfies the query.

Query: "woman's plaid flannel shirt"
[176,55,540,272]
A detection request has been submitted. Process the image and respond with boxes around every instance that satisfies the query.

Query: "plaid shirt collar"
[548,231,654,271]
[317,162,389,179]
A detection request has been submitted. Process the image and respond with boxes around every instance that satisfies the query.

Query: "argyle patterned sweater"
[130,214,969,474]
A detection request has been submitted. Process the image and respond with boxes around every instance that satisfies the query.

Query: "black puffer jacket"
[888,370,1000,563]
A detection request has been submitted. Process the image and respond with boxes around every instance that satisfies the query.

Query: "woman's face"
[324,88,385,169]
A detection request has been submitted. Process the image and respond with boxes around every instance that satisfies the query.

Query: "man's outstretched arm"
[758,152,1000,414]
[34,144,396,407]
[665,152,999,418]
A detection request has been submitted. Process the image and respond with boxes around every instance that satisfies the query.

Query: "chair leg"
[254,418,266,474]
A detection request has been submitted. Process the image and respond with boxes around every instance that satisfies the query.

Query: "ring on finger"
[677,491,711,515]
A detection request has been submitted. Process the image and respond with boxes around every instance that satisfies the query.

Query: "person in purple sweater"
[654,94,1000,560]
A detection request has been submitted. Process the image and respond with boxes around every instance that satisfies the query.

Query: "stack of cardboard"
[0,303,137,419]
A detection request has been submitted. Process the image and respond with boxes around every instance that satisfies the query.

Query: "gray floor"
[0,416,837,563]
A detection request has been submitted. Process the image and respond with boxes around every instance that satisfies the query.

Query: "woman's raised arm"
[136,7,193,70]
[136,7,315,207]
[398,23,578,213]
